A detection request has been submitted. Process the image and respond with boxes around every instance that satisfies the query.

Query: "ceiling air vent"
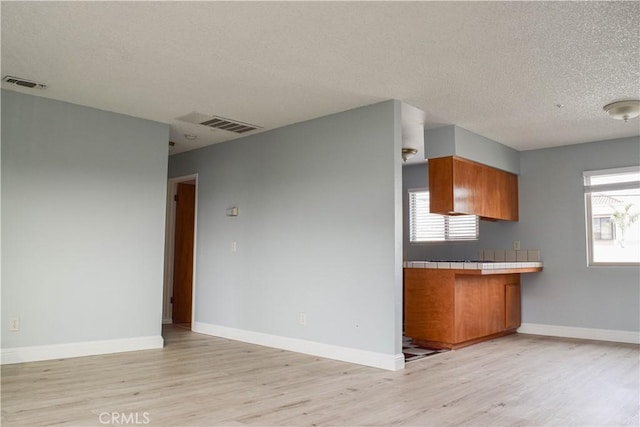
[176,112,262,135]
[2,75,47,89]
[199,116,260,134]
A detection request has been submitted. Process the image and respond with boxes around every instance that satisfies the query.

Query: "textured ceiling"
[2,1,639,158]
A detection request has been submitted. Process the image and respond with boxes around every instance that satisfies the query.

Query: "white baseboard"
[1,335,164,365]
[518,323,640,344]
[192,321,404,371]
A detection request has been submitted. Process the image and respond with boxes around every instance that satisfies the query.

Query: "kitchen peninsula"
[404,261,543,349]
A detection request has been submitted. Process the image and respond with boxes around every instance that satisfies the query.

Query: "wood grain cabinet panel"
[404,269,522,349]
[404,269,455,343]
[505,282,522,330]
[454,276,506,343]
[428,156,518,221]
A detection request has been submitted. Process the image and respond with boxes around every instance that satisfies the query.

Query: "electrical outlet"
[298,313,307,326]
[9,317,19,332]
[231,241,237,253]
[513,240,521,250]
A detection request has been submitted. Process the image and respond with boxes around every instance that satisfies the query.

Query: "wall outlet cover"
[9,317,20,332]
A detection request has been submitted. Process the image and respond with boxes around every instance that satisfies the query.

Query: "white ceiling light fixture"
[183,134,197,140]
[402,148,418,162]
[401,108,425,164]
[603,100,640,122]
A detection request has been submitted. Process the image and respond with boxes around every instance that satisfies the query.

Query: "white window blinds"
[409,190,479,242]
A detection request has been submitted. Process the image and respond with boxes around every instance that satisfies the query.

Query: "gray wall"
[403,136,640,332]
[169,101,403,355]
[423,125,520,174]
[1,90,169,348]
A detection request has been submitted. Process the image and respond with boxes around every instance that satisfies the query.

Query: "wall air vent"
[199,116,261,134]
[2,75,47,89]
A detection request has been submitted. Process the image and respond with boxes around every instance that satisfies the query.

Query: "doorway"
[163,175,197,328]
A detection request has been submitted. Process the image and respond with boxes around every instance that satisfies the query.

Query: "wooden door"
[172,182,196,324]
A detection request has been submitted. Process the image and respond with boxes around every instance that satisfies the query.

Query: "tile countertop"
[403,261,543,273]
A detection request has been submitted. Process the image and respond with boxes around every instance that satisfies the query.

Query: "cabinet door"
[428,156,454,215]
[505,282,521,330]
[454,275,505,342]
[404,269,455,343]
[492,165,519,221]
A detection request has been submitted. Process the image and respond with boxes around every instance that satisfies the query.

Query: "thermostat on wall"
[226,207,239,216]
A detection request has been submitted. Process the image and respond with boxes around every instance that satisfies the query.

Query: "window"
[584,166,640,265]
[592,216,614,241]
[409,189,478,242]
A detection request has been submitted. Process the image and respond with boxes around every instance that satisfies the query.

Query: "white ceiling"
[2,1,639,160]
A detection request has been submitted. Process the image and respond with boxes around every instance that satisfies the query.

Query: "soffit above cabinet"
[424,125,520,175]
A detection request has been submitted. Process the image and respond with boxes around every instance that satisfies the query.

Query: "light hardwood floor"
[2,325,638,426]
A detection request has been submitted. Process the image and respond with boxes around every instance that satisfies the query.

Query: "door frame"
[163,174,198,327]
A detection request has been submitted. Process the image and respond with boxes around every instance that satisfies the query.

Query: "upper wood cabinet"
[428,156,519,221]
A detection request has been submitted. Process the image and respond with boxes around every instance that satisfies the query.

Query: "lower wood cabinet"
[404,268,521,349]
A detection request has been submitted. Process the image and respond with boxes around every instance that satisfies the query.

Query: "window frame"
[408,187,479,244]
[584,166,640,267]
